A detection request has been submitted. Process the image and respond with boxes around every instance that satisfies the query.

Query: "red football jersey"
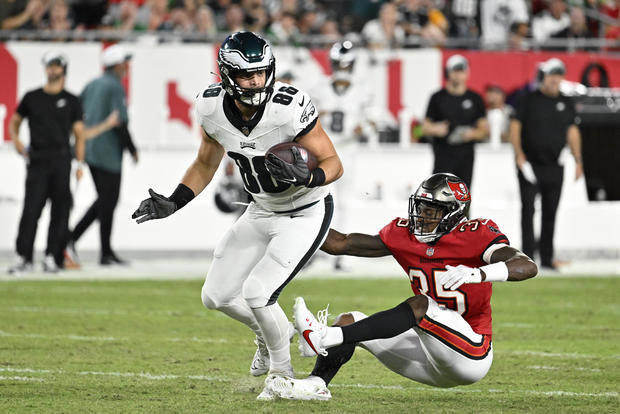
[379,218,509,335]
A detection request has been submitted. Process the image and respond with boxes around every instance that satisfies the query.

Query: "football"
[266,142,318,170]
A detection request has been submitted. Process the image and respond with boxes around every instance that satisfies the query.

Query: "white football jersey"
[195,81,328,212]
[311,79,374,147]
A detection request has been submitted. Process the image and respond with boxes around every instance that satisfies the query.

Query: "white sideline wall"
[1,144,618,256]
[1,42,437,146]
[1,42,618,258]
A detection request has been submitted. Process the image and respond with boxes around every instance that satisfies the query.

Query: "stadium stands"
[1,0,620,50]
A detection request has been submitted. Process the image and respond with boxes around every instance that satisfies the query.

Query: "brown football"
[266,142,318,170]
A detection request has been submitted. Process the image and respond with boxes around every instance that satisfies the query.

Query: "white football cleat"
[42,255,59,273]
[264,374,331,401]
[256,386,276,401]
[294,297,329,357]
[7,255,33,275]
[251,322,296,376]
[250,335,270,377]
[256,373,292,401]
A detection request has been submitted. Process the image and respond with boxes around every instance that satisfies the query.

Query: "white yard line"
[528,365,602,372]
[498,350,620,360]
[5,305,204,318]
[0,330,126,342]
[0,330,232,344]
[77,370,226,381]
[1,367,616,399]
[0,367,226,382]
[526,391,617,398]
[0,367,51,373]
[331,383,405,390]
[6,305,127,316]
[497,322,537,328]
[497,322,613,330]
[6,305,612,331]
[3,329,617,360]
[0,376,45,382]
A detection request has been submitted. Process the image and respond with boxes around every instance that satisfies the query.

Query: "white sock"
[323,327,344,348]
[252,303,292,375]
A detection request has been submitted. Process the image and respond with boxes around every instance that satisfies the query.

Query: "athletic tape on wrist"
[480,261,509,282]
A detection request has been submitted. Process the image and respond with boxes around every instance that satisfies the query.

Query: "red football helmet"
[408,173,471,243]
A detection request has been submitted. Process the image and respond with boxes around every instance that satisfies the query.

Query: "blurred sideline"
[1,250,618,281]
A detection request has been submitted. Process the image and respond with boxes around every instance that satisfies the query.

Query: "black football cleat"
[100,253,129,266]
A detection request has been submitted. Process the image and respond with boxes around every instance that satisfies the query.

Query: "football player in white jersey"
[311,41,376,270]
[132,32,343,399]
[312,41,375,148]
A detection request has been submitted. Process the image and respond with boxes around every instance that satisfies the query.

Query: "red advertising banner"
[0,44,18,143]
[442,49,620,95]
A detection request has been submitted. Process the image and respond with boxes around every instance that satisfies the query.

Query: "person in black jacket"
[8,52,118,274]
[510,58,583,270]
[421,55,488,190]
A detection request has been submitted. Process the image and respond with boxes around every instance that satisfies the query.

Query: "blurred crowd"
[1,0,620,48]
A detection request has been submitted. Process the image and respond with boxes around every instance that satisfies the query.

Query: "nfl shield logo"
[426,247,435,256]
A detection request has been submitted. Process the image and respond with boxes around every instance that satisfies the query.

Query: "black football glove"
[264,146,310,186]
[132,188,177,224]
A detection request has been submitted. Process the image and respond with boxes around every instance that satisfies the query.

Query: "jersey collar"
[223,93,266,137]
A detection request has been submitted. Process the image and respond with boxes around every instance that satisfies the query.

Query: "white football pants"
[351,298,493,387]
[201,195,333,373]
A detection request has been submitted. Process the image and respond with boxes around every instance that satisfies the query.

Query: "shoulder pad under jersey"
[195,83,224,118]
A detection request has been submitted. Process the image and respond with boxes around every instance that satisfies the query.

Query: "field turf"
[1,275,618,413]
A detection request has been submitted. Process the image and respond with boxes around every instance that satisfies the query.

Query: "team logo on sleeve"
[488,224,500,233]
[448,182,471,202]
[300,101,316,123]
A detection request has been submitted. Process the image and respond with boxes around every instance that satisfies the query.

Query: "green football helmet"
[218,31,276,107]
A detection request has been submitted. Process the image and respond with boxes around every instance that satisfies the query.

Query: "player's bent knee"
[348,311,368,322]
[405,295,429,324]
[241,281,269,309]
[201,287,219,310]
[333,313,356,326]
[201,284,227,310]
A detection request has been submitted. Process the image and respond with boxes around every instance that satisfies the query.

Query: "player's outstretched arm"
[296,118,343,186]
[132,129,224,224]
[320,229,391,257]
[487,246,538,282]
[179,129,225,195]
[440,246,538,290]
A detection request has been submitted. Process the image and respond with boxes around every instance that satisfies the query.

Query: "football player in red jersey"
[264,173,537,400]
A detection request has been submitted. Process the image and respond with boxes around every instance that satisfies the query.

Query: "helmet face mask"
[408,173,471,243]
[218,31,276,107]
[410,199,447,237]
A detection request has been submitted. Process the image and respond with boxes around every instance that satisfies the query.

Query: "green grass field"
[1,276,618,413]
